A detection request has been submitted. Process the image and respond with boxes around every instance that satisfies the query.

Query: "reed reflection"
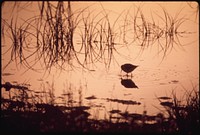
[1,1,198,134]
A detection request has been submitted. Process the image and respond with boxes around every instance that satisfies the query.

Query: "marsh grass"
[122,5,194,61]
[1,81,199,133]
[157,84,199,134]
[2,2,195,73]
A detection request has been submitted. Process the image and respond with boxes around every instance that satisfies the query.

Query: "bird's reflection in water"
[121,78,138,88]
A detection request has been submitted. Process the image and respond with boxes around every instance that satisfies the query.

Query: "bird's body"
[121,63,138,76]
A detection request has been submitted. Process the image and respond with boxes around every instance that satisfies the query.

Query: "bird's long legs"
[125,73,133,78]
[121,70,133,78]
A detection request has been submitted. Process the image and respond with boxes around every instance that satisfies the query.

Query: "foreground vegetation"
[1,82,199,134]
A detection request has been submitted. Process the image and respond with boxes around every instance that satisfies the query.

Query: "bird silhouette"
[121,63,138,76]
[121,79,138,88]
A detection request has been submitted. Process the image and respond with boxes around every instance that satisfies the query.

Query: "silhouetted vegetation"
[1,82,199,134]
[2,2,196,72]
[1,2,198,134]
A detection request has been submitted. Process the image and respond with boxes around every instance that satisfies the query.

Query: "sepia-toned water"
[1,2,199,120]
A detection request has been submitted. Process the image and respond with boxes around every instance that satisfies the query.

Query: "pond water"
[2,2,199,120]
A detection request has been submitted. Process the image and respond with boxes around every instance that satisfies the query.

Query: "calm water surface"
[2,2,199,120]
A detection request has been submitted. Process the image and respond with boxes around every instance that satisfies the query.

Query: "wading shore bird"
[121,63,138,76]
